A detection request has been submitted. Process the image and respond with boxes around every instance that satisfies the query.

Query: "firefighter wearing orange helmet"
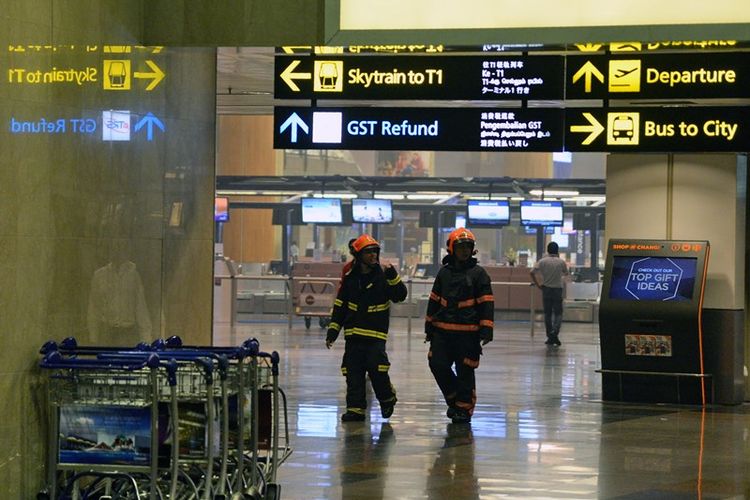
[326,234,408,422]
[425,228,494,424]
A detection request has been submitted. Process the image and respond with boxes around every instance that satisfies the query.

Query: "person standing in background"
[87,241,152,344]
[289,240,300,266]
[425,228,494,424]
[530,241,569,346]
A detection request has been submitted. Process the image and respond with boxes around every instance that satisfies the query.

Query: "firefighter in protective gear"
[326,234,408,422]
[425,228,494,424]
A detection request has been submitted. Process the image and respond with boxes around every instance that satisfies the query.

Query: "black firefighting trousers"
[428,331,481,415]
[342,339,396,413]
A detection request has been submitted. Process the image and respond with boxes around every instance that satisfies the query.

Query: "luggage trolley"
[292,278,338,329]
[38,347,180,500]
[162,337,292,500]
[38,337,291,499]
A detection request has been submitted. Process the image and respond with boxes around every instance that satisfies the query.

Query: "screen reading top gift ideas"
[609,256,697,301]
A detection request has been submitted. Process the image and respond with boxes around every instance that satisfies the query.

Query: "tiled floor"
[215,317,750,499]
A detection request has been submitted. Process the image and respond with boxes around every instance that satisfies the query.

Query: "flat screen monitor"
[455,214,466,228]
[520,200,563,226]
[608,256,697,301]
[351,198,393,223]
[467,200,510,226]
[214,197,229,222]
[301,198,343,224]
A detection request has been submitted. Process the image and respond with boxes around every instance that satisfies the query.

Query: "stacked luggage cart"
[37,336,291,499]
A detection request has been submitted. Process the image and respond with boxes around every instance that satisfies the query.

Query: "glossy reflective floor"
[215,317,750,499]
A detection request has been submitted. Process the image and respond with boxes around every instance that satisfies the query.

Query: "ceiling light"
[407,194,452,200]
[529,189,579,197]
[312,193,358,199]
[374,194,405,200]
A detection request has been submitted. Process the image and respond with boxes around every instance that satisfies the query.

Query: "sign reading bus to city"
[274,55,565,100]
[565,106,749,152]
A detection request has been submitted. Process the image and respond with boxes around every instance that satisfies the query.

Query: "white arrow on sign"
[279,112,309,143]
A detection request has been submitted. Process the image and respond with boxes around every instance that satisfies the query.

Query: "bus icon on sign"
[607,112,640,145]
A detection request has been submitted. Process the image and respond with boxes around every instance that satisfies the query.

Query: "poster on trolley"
[58,406,153,465]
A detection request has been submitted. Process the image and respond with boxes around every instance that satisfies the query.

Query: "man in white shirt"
[87,244,152,344]
[530,242,569,346]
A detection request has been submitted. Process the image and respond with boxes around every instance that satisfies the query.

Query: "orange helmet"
[351,234,380,255]
[446,228,476,254]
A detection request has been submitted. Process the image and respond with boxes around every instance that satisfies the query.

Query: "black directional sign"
[565,107,750,152]
[274,55,565,101]
[566,53,750,99]
[274,106,564,151]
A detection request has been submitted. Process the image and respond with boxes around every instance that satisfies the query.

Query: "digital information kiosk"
[599,239,711,404]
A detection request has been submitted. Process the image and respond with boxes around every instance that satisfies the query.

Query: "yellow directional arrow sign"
[281,46,312,54]
[574,43,604,52]
[570,112,604,145]
[280,60,312,92]
[571,61,604,93]
[134,60,165,91]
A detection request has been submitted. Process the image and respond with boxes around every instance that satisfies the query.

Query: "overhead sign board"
[274,106,564,151]
[565,107,750,152]
[274,55,564,100]
[275,106,750,152]
[566,53,750,99]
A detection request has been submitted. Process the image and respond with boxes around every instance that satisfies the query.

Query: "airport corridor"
[215,318,750,499]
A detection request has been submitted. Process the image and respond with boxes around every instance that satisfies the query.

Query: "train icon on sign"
[313,61,343,92]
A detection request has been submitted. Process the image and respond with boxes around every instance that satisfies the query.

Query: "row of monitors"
[216,197,564,227]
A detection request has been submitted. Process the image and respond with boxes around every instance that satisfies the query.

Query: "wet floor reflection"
[215,319,750,499]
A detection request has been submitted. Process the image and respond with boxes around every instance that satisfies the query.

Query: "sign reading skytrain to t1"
[274,55,564,100]
[566,52,750,99]
[274,107,564,151]
[565,107,750,152]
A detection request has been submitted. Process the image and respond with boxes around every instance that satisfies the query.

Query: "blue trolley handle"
[39,350,161,371]
[97,351,215,384]
[161,335,260,359]
[257,351,281,376]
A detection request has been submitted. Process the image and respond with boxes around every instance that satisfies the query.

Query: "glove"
[326,328,339,349]
[479,329,493,346]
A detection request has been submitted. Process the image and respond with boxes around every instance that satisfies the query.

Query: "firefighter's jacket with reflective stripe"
[425,257,494,337]
[329,264,407,342]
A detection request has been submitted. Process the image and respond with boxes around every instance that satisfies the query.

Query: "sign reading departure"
[274,55,564,100]
[566,53,750,99]
[274,106,564,151]
[565,107,750,152]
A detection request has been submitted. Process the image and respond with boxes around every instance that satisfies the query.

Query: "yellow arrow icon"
[280,60,312,92]
[281,46,312,54]
[574,43,603,52]
[570,112,604,145]
[572,61,604,93]
[134,60,165,91]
